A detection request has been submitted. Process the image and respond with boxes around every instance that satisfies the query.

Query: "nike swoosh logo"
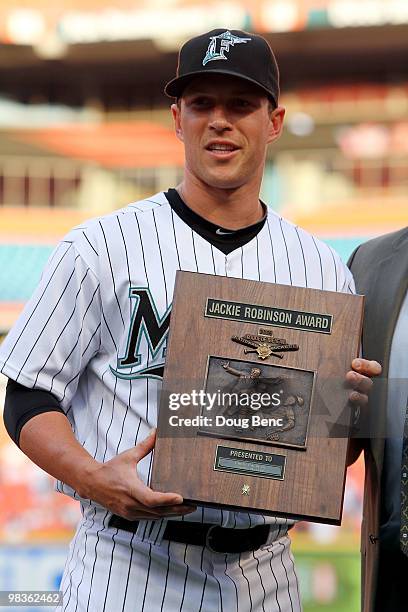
[216,228,235,236]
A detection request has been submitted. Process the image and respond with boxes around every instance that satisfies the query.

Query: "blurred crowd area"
[0,1,407,610]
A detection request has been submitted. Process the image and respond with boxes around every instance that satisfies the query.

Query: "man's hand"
[80,429,196,520]
[346,358,381,465]
[346,358,382,408]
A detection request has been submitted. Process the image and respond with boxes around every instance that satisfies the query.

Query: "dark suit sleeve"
[347,245,360,269]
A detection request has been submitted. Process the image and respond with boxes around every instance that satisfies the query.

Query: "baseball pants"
[57,506,302,612]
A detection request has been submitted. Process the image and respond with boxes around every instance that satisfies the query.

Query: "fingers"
[346,371,372,407]
[135,504,196,518]
[133,428,156,462]
[349,391,368,407]
[352,358,382,377]
[345,358,381,408]
[150,504,197,518]
[117,504,197,522]
[346,370,373,395]
[132,478,185,507]
[100,430,186,511]
[129,429,187,506]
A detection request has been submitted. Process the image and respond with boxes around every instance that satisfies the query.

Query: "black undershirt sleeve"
[4,378,65,448]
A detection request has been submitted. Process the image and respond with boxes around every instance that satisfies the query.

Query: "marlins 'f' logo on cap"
[202,30,251,66]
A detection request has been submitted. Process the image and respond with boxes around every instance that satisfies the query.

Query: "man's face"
[171,74,285,191]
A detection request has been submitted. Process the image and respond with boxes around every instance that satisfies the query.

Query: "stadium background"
[0,0,407,609]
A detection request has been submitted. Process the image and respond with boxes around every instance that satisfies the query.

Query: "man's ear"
[171,102,184,143]
[267,106,285,144]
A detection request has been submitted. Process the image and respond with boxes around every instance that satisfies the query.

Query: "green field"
[295,551,360,612]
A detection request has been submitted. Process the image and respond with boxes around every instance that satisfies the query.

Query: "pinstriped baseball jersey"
[0,191,354,519]
[0,190,354,611]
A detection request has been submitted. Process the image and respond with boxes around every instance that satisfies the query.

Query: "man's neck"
[177,175,263,231]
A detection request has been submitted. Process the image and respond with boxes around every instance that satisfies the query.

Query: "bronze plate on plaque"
[214,445,286,481]
[199,356,314,448]
[151,271,364,524]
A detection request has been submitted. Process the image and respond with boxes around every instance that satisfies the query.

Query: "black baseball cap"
[164,29,280,107]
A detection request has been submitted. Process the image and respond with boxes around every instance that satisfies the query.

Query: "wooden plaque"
[151,271,364,524]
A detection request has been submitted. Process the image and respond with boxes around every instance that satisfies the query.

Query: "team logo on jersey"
[110,288,171,380]
[202,30,251,66]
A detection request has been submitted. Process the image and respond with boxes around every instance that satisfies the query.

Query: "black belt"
[108,515,270,554]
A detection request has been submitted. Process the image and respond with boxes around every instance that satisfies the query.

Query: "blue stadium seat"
[0,245,54,302]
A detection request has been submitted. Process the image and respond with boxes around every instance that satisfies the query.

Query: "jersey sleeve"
[328,245,356,295]
[341,263,356,294]
[0,228,101,409]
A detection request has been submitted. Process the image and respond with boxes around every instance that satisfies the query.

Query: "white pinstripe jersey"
[0,191,355,542]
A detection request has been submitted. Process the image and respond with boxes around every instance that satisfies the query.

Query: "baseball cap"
[164,29,280,107]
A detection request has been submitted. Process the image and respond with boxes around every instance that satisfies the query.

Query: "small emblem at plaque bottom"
[242,484,250,496]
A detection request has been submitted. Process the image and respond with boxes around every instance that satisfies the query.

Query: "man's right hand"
[79,429,196,520]
[19,412,194,521]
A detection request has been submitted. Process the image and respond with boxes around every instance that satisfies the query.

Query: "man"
[0,29,378,611]
[348,227,408,612]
